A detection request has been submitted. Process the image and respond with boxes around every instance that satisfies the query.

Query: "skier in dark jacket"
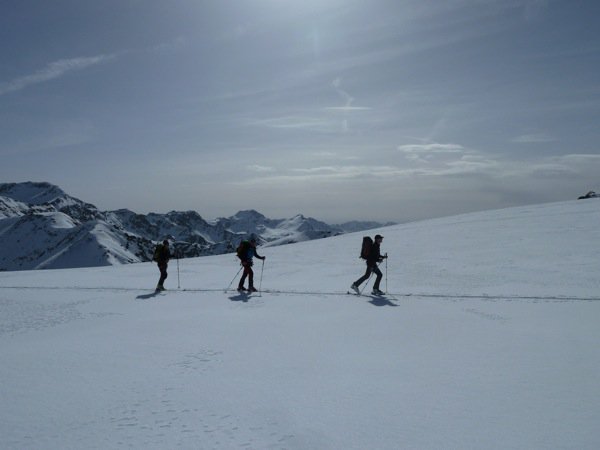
[154,240,173,291]
[351,234,387,295]
[237,238,265,292]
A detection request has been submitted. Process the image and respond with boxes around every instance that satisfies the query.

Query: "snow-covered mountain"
[219,210,341,246]
[1,199,598,449]
[0,182,153,270]
[0,182,388,271]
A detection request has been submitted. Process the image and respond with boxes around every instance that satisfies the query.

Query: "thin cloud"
[326,78,371,133]
[331,77,353,108]
[511,133,556,143]
[327,77,371,111]
[291,166,341,174]
[325,106,372,112]
[240,165,420,185]
[444,155,499,175]
[250,115,339,132]
[248,164,275,173]
[557,153,600,163]
[0,53,118,96]
[235,151,599,190]
[398,142,501,175]
[398,143,465,153]
[310,151,360,162]
[527,153,600,176]
[150,36,186,52]
[486,153,600,179]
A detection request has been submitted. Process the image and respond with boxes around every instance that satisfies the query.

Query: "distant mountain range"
[0,182,393,271]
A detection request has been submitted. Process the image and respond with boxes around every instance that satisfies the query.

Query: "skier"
[236,237,266,292]
[153,239,173,291]
[351,234,387,295]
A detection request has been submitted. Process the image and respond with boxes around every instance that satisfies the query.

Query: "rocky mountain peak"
[0,181,68,205]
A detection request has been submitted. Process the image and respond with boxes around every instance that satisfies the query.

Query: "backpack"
[236,240,250,260]
[360,236,373,259]
[152,244,163,262]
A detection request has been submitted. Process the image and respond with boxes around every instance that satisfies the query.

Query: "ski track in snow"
[1,285,599,302]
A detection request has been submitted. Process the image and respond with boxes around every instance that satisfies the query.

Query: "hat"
[375,234,384,240]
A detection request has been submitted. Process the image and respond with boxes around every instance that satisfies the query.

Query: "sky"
[1,0,599,223]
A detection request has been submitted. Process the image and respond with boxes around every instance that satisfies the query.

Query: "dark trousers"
[157,263,168,287]
[238,262,254,289]
[354,263,382,290]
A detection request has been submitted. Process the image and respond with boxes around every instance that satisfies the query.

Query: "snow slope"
[0,200,599,449]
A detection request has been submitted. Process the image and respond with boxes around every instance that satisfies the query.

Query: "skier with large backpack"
[236,237,265,292]
[351,234,387,295]
[153,239,173,291]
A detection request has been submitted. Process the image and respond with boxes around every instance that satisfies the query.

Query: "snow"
[1,200,599,449]
[0,196,29,219]
[0,181,67,205]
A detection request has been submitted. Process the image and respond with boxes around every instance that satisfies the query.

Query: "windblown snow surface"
[1,200,599,449]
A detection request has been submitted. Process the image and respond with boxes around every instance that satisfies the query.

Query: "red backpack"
[360,236,373,259]
[236,240,251,260]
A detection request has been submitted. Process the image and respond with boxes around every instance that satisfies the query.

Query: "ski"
[227,288,260,297]
[347,290,399,304]
[136,289,166,300]
[347,290,388,297]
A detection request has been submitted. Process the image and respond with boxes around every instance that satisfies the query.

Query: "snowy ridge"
[0,199,598,449]
[0,181,69,204]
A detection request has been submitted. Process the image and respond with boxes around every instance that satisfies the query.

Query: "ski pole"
[385,254,388,294]
[225,265,243,292]
[258,259,265,296]
[177,252,181,289]
[359,271,374,295]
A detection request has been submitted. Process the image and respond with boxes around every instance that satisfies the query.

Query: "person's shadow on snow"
[367,295,398,307]
[229,292,250,303]
[136,291,162,300]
